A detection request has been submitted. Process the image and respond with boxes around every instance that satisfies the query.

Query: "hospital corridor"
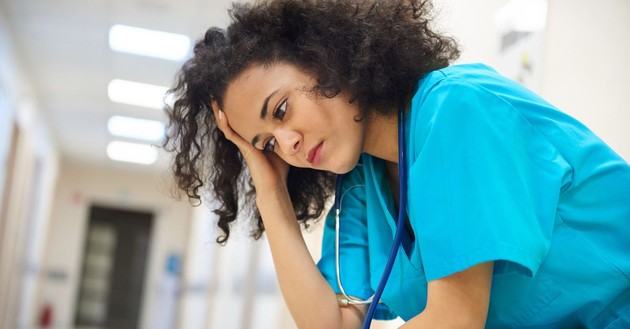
[0,0,628,328]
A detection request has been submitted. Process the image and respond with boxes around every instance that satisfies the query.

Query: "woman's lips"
[307,142,324,166]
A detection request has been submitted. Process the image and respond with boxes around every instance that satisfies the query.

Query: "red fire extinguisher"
[39,303,52,329]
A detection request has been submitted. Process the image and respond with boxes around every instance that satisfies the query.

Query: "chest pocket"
[369,241,429,321]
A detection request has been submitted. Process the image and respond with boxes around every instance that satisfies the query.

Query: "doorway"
[75,205,153,329]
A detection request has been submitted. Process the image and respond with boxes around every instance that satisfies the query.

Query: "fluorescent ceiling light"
[106,141,158,165]
[109,24,191,61]
[107,116,165,142]
[108,79,170,109]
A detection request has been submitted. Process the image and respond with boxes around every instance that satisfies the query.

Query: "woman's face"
[222,62,367,174]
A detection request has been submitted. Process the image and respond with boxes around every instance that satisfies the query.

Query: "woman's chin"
[290,155,360,174]
[328,158,361,174]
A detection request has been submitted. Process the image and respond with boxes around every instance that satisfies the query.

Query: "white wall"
[435,0,507,64]
[436,0,629,161]
[0,8,60,329]
[541,0,630,161]
[177,206,218,329]
[38,162,192,329]
[178,205,289,329]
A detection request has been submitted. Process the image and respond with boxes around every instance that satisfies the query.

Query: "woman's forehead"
[223,63,313,111]
[223,64,275,113]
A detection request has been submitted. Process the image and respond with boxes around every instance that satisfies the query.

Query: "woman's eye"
[263,137,276,152]
[262,100,286,151]
[272,100,287,120]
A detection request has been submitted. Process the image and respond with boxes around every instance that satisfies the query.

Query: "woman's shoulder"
[412,62,548,116]
[414,63,505,96]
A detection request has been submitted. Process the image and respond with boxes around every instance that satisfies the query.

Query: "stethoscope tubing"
[333,103,408,329]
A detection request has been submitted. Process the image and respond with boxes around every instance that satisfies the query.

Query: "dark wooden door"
[75,205,153,329]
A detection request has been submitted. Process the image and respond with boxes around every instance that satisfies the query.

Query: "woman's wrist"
[255,184,293,217]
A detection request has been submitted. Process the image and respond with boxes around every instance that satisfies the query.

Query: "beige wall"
[38,162,192,329]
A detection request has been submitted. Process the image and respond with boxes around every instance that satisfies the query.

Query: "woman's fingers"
[212,101,243,145]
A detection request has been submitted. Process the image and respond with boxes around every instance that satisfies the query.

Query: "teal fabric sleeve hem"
[422,243,543,281]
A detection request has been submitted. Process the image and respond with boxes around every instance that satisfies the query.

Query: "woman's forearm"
[257,186,360,329]
[400,262,493,329]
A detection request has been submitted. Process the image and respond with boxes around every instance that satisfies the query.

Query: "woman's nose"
[275,129,302,155]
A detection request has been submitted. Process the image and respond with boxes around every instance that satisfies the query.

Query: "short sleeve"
[408,79,572,282]
[317,165,398,320]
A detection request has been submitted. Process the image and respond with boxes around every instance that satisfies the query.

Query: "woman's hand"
[213,101,354,329]
[212,101,290,191]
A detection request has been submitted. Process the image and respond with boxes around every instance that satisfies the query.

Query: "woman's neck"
[363,111,399,163]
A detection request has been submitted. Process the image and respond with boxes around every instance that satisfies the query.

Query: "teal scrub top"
[317,63,630,328]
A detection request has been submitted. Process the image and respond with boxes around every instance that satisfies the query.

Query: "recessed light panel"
[108,79,169,109]
[109,24,191,61]
[106,141,158,165]
[107,116,165,142]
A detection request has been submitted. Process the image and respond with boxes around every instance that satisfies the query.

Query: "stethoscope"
[334,102,408,329]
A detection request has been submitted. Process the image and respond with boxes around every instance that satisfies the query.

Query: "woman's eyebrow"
[251,89,279,147]
[259,89,278,119]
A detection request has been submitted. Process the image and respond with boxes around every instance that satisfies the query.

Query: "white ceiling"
[1,0,236,173]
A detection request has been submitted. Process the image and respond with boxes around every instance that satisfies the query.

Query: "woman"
[164,0,630,327]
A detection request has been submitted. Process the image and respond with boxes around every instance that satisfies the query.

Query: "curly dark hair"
[164,0,459,244]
